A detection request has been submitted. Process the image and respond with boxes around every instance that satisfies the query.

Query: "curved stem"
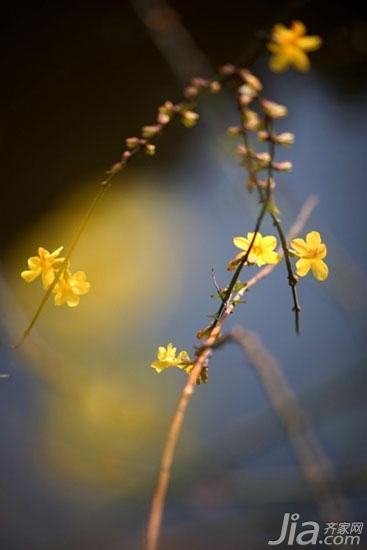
[145,197,318,550]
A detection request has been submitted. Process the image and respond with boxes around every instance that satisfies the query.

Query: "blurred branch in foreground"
[229,326,346,522]
[130,0,212,83]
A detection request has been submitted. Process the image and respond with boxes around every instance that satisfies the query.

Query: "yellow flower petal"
[261,235,277,250]
[317,243,327,259]
[21,269,41,283]
[166,342,176,356]
[27,256,41,269]
[261,250,280,264]
[38,247,48,258]
[53,292,64,306]
[157,346,168,360]
[291,20,306,37]
[267,42,281,54]
[49,246,64,258]
[297,35,322,52]
[41,268,55,290]
[72,271,91,295]
[247,231,262,245]
[306,231,321,248]
[253,256,266,267]
[272,23,293,42]
[269,54,290,72]
[311,259,329,281]
[151,360,166,373]
[290,47,310,71]
[233,236,250,251]
[290,238,308,256]
[66,294,80,307]
[295,258,311,277]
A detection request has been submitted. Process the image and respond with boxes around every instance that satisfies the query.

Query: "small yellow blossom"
[151,343,191,373]
[267,20,322,72]
[21,246,65,289]
[228,232,280,270]
[53,269,91,307]
[290,231,328,281]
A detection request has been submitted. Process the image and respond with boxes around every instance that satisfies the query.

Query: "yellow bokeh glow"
[4,175,199,496]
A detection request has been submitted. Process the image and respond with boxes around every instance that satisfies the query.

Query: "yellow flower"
[53,269,91,307]
[290,231,328,281]
[267,20,322,72]
[151,343,192,373]
[21,246,65,289]
[228,232,280,270]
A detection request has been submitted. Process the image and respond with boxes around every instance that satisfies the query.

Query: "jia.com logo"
[268,513,364,546]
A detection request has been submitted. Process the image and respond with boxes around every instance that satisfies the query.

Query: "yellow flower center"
[302,246,325,260]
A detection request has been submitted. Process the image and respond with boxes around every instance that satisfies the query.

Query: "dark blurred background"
[0,1,367,549]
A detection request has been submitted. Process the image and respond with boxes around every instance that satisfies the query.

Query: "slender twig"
[210,105,275,329]
[15,87,216,346]
[14,180,111,347]
[240,96,301,333]
[145,196,318,550]
[257,182,301,332]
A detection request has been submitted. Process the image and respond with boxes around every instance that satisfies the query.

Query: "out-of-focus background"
[0,1,366,548]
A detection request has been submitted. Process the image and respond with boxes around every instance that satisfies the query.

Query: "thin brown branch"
[240,96,301,333]
[145,195,318,550]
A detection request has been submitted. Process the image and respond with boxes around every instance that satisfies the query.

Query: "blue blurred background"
[0,1,366,548]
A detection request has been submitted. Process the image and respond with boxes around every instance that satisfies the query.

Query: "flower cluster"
[225,229,328,281]
[21,246,90,307]
[267,20,322,73]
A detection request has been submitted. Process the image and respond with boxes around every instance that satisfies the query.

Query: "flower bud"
[181,110,199,128]
[157,112,170,125]
[260,98,288,118]
[219,63,237,76]
[274,132,295,146]
[210,80,221,93]
[243,109,261,131]
[191,77,208,88]
[142,125,160,138]
[239,68,262,92]
[184,85,198,99]
[236,144,248,157]
[272,161,293,172]
[125,137,140,149]
[145,143,156,156]
[239,85,256,107]
[159,101,175,115]
[257,130,270,142]
[254,151,271,168]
